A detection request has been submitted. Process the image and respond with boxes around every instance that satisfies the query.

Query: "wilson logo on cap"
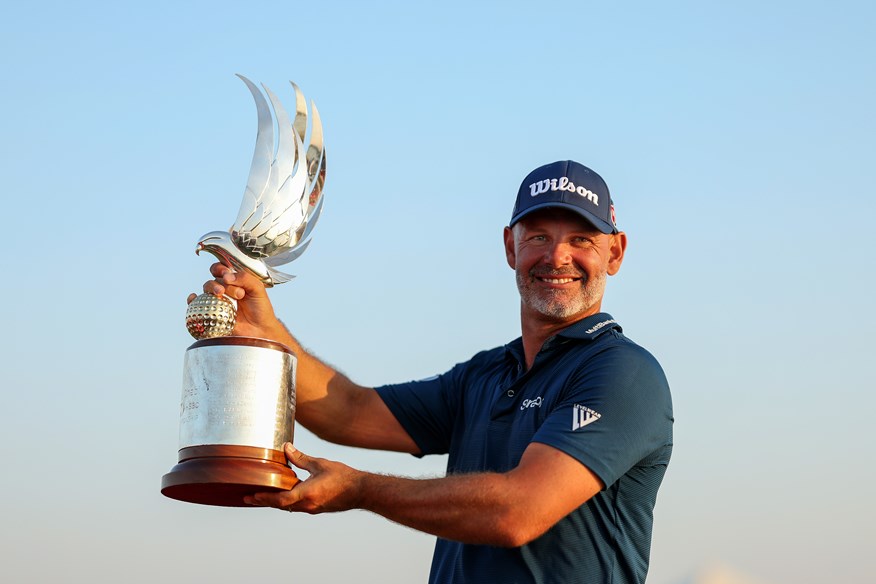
[529,176,599,205]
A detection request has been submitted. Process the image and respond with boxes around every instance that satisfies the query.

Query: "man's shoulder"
[448,342,519,381]
[559,314,663,367]
[601,330,665,368]
[558,320,671,400]
[456,334,522,366]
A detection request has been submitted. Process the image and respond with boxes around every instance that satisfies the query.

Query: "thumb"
[284,443,315,472]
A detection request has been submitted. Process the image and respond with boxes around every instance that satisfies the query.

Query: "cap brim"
[509,202,616,234]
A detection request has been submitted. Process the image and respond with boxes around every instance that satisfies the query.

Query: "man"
[194,160,673,583]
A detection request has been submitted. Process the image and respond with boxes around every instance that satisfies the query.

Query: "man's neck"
[519,306,601,369]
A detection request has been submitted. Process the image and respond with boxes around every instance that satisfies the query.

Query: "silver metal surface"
[179,342,297,450]
[185,293,237,339]
[196,75,327,288]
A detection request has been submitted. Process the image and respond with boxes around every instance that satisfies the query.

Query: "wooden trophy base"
[161,444,299,507]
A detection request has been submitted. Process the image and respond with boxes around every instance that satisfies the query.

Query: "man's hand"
[244,443,364,514]
[187,262,286,341]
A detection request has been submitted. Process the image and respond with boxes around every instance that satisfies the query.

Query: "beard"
[516,267,607,320]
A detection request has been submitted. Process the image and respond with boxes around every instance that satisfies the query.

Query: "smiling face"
[504,208,627,325]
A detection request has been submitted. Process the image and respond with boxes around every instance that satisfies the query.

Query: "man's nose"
[544,242,573,266]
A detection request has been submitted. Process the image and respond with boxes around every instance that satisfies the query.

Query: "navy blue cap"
[509,160,618,234]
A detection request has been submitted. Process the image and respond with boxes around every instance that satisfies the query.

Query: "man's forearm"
[354,470,544,547]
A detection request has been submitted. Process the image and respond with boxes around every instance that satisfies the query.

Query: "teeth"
[542,277,575,284]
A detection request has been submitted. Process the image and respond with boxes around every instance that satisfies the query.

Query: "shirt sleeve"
[375,365,464,456]
[531,340,673,488]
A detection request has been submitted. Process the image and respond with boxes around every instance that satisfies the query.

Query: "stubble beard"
[516,268,607,320]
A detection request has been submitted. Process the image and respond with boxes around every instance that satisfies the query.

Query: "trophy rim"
[177,444,290,464]
[187,336,294,354]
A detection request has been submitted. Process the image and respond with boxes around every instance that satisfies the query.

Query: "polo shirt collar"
[554,312,622,341]
[503,312,621,363]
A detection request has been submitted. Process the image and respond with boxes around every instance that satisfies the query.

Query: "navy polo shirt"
[376,313,673,584]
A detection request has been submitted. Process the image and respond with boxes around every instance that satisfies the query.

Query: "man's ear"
[607,232,628,275]
[504,226,516,270]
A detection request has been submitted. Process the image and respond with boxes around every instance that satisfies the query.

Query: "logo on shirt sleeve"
[572,404,602,430]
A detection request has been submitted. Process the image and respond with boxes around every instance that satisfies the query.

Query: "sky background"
[2,1,874,583]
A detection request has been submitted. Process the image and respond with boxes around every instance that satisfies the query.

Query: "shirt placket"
[490,337,565,419]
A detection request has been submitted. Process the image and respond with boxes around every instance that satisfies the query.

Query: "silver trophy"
[162,75,326,507]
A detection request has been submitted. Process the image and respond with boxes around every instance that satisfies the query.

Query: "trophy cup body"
[161,75,326,507]
[161,337,298,506]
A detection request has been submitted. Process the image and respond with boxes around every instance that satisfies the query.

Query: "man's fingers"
[206,263,268,299]
[209,262,232,278]
[244,488,300,509]
[210,263,244,286]
[200,268,243,299]
[285,443,315,472]
[202,280,226,296]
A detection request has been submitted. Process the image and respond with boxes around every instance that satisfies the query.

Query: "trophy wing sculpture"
[186,75,326,340]
[197,74,327,287]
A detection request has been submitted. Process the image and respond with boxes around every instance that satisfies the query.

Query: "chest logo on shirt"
[572,404,602,430]
[520,397,543,411]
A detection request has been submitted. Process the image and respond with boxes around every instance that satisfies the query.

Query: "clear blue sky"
[2,2,874,583]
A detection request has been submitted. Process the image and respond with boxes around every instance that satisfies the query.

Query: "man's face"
[504,208,627,324]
